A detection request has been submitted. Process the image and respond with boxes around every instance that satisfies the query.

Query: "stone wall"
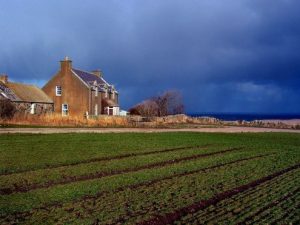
[13,102,54,115]
[149,114,221,124]
[128,114,221,125]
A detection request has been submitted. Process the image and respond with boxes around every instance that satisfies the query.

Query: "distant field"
[0,132,299,224]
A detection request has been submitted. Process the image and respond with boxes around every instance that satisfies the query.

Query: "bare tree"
[141,100,159,117]
[130,90,184,117]
[152,95,168,117]
[165,90,184,115]
[152,90,184,116]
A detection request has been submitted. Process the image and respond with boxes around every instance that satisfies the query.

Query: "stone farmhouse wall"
[13,102,54,115]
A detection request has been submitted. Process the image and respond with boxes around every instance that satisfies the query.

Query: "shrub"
[0,99,16,119]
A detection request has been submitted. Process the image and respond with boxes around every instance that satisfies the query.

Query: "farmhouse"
[43,57,119,117]
[0,75,53,114]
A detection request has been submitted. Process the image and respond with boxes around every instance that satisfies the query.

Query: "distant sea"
[188,113,300,121]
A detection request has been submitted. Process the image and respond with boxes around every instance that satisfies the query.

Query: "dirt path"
[0,126,300,134]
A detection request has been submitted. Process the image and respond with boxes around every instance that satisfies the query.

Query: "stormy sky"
[1,0,300,113]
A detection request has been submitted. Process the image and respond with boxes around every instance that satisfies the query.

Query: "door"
[109,107,113,115]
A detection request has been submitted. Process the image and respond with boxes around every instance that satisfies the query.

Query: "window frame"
[56,86,62,96]
[62,104,68,116]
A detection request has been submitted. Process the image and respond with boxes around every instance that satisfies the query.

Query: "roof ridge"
[7,81,38,88]
[72,68,97,77]
[71,69,90,88]
[72,68,112,87]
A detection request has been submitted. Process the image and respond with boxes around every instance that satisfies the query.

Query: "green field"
[0,132,299,224]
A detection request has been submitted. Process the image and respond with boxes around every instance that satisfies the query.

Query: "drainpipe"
[88,88,91,115]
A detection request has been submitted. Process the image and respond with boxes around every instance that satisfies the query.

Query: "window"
[56,86,62,96]
[30,104,36,114]
[95,87,98,97]
[62,104,68,116]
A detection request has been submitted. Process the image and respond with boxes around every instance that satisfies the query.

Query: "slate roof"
[72,69,107,86]
[5,82,53,103]
[0,82,21,101]
[72,68,118,93]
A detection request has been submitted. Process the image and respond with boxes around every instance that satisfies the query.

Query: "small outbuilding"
[0,75,53,114]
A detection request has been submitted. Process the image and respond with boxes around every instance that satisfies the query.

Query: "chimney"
[0,74,8,84]
[91,69,103,78]
[60,56,72,72]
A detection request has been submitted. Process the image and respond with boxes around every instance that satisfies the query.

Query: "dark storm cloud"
[0,0,299,113]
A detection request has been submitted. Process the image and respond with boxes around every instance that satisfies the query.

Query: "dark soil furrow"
[137,163,300,225]
[237,187,300,225]
[0,153,269,221]
[0,147,241,195]
[0,144,212,176]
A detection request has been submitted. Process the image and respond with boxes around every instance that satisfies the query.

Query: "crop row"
[244,191,299,225]
[3,132,297,176]
[0,146,241,195]
[175,167,300,224]
[1,153,294,225]
[1,132,227,174]
[0,144,213,176]
[0,149,266,217]
[139,163,300,225]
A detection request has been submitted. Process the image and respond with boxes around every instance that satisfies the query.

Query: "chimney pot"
[0,74,8,84]
[91,69,103,78]
[60,56,72,72]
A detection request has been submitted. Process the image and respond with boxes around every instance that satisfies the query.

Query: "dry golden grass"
[0,113,131,127]
[0,114,229,128]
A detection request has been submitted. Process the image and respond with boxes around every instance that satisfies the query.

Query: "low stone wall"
[13,102,54,115]
[148,114,220,124]
[128,114,221,126]
[127,114,299,129]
